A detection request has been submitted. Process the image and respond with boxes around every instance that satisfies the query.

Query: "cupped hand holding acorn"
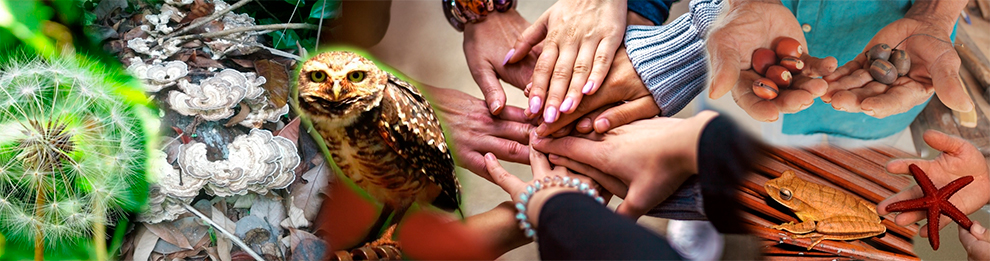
[750,37,806,100]
[865,43,911,84]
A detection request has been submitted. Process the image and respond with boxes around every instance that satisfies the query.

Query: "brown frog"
[764,171,886,249]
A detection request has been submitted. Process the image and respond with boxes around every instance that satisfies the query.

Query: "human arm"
[823,0,973,118]
[461,201,532,256]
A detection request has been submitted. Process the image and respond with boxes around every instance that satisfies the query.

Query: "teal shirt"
[779,0,955,140]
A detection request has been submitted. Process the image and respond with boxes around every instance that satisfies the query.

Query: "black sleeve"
[697,115,764,234]
[536,193,684,260]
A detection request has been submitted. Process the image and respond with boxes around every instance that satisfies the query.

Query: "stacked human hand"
[503,0,629,125]
[463,10,540,115]
[425,86,533,181]
[531,111,719,218]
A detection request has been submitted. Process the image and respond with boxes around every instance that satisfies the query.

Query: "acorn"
[775,37,803,58]
[870,59,897,84]
[890,49,910,76]
[766,65,792,88]
[868,43,892,61]
[779,57,804,74]
[751,48,777,75]
[753,78,779,100]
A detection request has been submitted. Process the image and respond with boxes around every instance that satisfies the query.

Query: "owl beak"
[332,80,342,100]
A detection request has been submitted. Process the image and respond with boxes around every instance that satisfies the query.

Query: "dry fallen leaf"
[133,223,161,261]
[250,194,287,233]
[281,204,310,229]
[255,59,290,108]
[145,222,194,250]
[289,158,331,224]
[274,117,301,147]
[180,0,215,24]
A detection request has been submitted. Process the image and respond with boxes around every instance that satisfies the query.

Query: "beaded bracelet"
[514,176,605,240]
[443,0,516,32]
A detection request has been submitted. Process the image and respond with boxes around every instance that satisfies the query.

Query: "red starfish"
[885,164,973,250]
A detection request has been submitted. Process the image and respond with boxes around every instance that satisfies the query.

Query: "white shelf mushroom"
[168,69,266,121]
[140,151,203,223]
[176,129,298,197]
[129,60,189,92]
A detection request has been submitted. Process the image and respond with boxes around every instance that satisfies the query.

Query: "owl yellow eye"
[347,71,366,83]
[309,71,327,82]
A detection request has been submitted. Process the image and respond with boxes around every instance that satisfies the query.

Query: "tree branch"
[167,0,254,38]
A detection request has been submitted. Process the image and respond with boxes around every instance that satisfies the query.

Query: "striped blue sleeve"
[624,0,723,117]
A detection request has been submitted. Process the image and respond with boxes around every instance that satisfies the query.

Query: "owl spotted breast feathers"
[296,51,460,234]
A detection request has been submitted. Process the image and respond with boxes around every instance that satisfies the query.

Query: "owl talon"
[364,224,400,248]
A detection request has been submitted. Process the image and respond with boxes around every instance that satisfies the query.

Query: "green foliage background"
[0,1,155,260]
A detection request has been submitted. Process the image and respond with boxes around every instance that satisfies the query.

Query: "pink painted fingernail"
[582,81,595,94]
[502,49,515,66]
[548,154,560,160]
[544,106,558,123]
[560,97,574,112]
[594,118,610,132]
[529,96,542,114]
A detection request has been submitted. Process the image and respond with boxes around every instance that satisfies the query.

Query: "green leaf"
[309,0,340,19]
[259,18,300,50]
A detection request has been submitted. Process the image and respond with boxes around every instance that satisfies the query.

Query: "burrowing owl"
[296,51,460,244]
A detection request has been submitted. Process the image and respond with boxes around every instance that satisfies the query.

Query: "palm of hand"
[708,2,832,122]
[912,151,990,235]
[824,18,961,118]
[878,131,990,235]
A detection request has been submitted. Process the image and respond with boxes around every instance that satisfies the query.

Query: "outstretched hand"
[823,17,974,118]
[706,0,836,122]
[877,130,990,237]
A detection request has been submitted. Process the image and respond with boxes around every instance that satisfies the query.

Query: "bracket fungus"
[128,59,189,92]
[176,129,298,197]
[168,69,266,121]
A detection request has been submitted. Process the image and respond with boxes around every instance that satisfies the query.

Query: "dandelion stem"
[33,184,45,261]
[93,203,107,261]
